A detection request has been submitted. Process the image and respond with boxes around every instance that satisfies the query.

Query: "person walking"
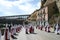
[24,25,29,34]
[55,24,59,34]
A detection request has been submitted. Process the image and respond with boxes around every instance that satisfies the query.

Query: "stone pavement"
[35,29,60,40]
[1,27,60,40]
[11,27,27,40]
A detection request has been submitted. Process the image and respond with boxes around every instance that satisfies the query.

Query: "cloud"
[37,2,41,8]
[5,0,19,1]
[0,0,41,16]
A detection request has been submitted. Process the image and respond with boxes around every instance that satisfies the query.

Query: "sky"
[0,0,41,16]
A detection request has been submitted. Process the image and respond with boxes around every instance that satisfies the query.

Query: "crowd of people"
[0,24,23,40]
[36,23,60,35]
[24,24,34,34]
[0,24,35,40]
[0,23,60,40]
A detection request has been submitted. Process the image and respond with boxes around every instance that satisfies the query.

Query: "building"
[27,0,60,26]
[0,15,30,25]
[56,0,60,12]
[27,10,38,26]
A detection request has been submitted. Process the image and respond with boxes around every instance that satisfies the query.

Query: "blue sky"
[0,0,41,16]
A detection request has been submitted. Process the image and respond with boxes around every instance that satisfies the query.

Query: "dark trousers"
[7,39,10,40]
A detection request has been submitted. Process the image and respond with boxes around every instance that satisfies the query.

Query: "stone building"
[40,0,60,24]
[27,10,38,26]
[55,0,60,12]
[55,0,60,25]
[27,0,60,26]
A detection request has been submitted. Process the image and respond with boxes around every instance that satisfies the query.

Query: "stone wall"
[44,0,55,6]
[48,2,58,18]
[56,0,60,13]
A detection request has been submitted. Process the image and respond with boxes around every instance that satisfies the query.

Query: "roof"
[0,14,30,17]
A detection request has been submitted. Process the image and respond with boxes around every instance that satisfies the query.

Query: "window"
[53,7,55,9]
